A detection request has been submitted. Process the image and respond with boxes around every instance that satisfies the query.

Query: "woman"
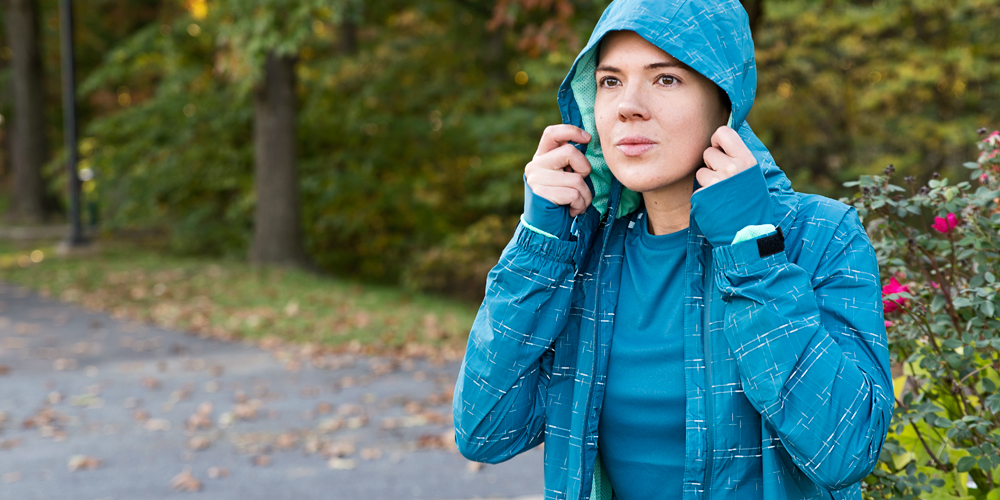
[452,1,892,499]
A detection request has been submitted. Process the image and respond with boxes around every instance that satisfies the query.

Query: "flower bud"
[904,175,915,184]
[884,164,895,175]
[979,127,989,136]
[931,172,941,180]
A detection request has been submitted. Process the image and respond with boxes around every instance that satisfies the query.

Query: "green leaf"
[957,456,977,472]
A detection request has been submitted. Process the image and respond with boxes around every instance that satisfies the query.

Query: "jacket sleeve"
[452,222,578,464]
[712,210,893,491]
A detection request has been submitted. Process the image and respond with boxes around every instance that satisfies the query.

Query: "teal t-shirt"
[598,209,687,500]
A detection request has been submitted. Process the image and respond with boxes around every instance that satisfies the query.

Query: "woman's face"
[594,31,729,194]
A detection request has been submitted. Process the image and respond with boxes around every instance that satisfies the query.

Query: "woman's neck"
[641,172,696,236]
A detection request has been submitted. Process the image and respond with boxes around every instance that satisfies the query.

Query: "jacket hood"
[557,0,795,219]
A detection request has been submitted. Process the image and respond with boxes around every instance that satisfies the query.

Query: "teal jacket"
[452,1,893,499]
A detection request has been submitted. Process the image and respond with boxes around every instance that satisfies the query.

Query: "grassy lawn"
[0,239,477,359]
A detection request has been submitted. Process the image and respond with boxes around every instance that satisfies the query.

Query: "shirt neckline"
[633,209,689,251]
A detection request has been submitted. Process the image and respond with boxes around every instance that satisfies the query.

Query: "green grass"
[0,240,477,358]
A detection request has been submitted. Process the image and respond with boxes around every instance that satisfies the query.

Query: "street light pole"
[59,0,86,246]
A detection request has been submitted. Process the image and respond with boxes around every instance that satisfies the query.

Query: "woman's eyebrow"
[594,61,688,74]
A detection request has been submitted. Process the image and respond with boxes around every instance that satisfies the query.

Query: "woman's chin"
[611,172,693,194]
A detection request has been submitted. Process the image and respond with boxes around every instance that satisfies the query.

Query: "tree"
[2,0,46,223]
[249,51,304,265]
[209,0,362,267]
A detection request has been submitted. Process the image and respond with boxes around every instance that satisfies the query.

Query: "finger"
[695,167,726,191]
[535,125,592,157]
[702,147,737,176]
[527,170,592,208]
[533,185,589,215]
[711,126,755,164]
[528,143,592,176]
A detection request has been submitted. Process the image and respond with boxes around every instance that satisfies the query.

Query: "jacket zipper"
[703,253,715,500]
[581,194,619,500]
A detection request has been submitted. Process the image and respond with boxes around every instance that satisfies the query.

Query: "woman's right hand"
[525,125,594,217]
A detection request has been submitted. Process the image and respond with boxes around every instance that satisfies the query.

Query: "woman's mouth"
[615,136,657,157]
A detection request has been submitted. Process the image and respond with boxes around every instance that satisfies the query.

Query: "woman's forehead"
[597,31,684,68]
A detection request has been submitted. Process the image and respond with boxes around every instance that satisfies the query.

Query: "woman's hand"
[525,125,594,217]
[696,126,758,192]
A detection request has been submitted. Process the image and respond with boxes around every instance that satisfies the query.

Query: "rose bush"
[848,129,1000,499]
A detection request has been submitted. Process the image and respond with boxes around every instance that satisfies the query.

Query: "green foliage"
[752,0,1000,195]
[79,1,599,281]
[402,215,518,301]
[850,131,1000,499]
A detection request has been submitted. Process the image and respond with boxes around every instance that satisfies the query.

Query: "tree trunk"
[340,18,357,56]
[741,0,764,40]
[249,52,306,266]
[3,0,46,223]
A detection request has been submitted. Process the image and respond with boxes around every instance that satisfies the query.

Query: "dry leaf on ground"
[68,455,103,472]
[170,468,202,492]
[207,466,230,479]
[328,458,357,470]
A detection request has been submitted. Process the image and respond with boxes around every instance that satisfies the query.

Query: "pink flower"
[884,320,894,328]
[931,213,960,234]
[882,276,910,313]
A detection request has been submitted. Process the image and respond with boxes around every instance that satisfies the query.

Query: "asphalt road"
[0,282,544,500]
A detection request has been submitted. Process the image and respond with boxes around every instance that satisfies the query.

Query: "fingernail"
[582,131,592,140]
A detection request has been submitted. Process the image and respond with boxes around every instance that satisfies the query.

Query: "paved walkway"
[0,283,544,500]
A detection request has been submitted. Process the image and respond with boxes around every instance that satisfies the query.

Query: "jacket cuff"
[514,221,578,265]
[523,177,571,239]
[691,165,772,248]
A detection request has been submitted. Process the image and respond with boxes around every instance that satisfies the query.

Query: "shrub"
[401,215,517,302]
[849,129,1000,499]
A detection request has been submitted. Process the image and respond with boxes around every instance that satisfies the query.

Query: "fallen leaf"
[140,377,162,390]
[68,455,103,472]
[274,432,298,451]
[188,436,211,451]
[170,468,202,492]
[144,418,171,431]
[186,402,213,431]
[207,466,230,479]
[0,438,23,450]
[53,358,78,371]
[327,458,357,470]
[252,455,271,467]
[132,409,151,423]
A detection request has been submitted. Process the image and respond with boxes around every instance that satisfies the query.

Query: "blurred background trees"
[0,0,997,298]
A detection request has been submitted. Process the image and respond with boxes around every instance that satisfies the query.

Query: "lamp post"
[59,0,86,246]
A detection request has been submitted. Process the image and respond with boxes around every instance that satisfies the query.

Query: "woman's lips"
[615,137,657,157]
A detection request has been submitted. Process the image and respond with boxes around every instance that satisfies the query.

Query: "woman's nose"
[617,91,650,122]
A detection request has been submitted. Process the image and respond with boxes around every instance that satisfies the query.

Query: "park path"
[0,282,544,500]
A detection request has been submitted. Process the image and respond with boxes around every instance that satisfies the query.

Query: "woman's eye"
[657,75,678,86]
[599,76,620,88]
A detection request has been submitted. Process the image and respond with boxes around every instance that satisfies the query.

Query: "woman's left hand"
[695,126,758,192]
